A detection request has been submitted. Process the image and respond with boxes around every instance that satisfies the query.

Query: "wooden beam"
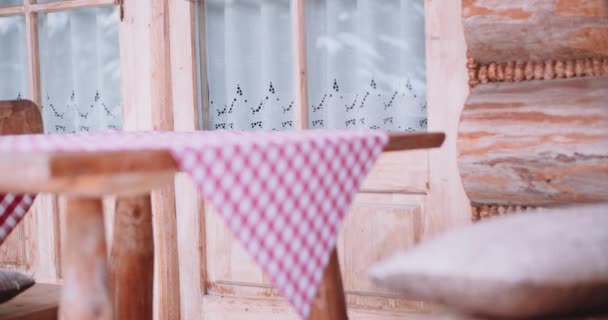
[0,6,23,17]
[458,76,608,206]
[292,0,309,130]
[149,1,181,319]
[463,0,608,63]
[29,0,116,14]
[308,248,348,320]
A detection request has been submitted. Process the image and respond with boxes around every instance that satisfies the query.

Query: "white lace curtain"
[204,0,426,132]
[0,6,121,134]
[0,15,28,100]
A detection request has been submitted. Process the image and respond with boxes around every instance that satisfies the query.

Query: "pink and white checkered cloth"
[0,129,387,318]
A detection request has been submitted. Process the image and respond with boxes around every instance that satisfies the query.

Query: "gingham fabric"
[0,129,387,318]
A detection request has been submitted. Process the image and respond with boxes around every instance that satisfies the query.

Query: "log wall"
[459,0,608,212]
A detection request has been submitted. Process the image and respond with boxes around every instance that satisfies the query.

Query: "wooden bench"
[0,284,60,320]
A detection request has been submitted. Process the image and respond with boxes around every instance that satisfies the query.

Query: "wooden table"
[0,131,444,320]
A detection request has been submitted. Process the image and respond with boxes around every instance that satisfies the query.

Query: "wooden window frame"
[194,0,311,131]
[0,0,123,282]
[0,0,120,106]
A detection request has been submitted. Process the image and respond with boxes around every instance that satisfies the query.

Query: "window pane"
[204,0,295,131]
[0,0,22,7]
[39,6,121,134]
[0,16,28,100]
[306,0,427,132]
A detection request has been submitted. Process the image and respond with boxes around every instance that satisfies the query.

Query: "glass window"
[0,15,28,100]
[0,0,22,7]
[39,6,121,133]
[306,0,427,132]
[204,0,295,131]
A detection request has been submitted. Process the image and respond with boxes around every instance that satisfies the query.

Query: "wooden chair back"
[0,100,43,135]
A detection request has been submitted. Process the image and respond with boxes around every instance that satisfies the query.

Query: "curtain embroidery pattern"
[204,0,426,132]
[39,6,121,134]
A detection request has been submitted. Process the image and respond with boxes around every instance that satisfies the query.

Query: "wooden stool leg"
[110,195,154,319]
[60,197,112,320]
[308,247,348,320]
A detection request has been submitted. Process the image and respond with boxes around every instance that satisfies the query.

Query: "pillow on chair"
[0,270,35,304]
[369,204,608,319]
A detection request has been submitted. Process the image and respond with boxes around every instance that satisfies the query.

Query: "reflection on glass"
[39,7,121,134]
[0,0,22,7]
[204,0,295,131]
[306,0,427,132]
[0,16,28,100]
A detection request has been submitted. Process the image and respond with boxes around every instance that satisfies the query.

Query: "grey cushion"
[0,270,35,304]
[369,204,608,319]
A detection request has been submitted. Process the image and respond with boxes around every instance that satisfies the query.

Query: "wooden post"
[308,248,348,320]
[60,197,112,320]
[109,195,154,319]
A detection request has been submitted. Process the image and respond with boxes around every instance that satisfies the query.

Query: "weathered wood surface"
[59,197,112,320]
[0,283,60,320]
[0,100,43,135]
[308,248,348,320]
[463,0,608,63]
[110,195,154,320]
[458,76,608,206]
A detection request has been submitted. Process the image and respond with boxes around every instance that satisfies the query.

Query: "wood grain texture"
[0,283,60,320]
[59,197,111,320]
[0,5,23,17]
[149,1,181,318]
[168,1,206,319]
[109,195,154,320]
[308,248,348,320]
[0,100,43,135]
[458,77,608,206]
[463,0,608,63]
[292,0,309,130]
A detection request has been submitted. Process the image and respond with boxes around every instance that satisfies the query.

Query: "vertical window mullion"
[24,0,41,105]
[292,0,309,130]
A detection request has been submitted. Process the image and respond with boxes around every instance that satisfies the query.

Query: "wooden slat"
[149,1,181,319]
[424,0,472,239]
[384,132,444,152]
[0,5,23,17]
[292,0,309,130]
